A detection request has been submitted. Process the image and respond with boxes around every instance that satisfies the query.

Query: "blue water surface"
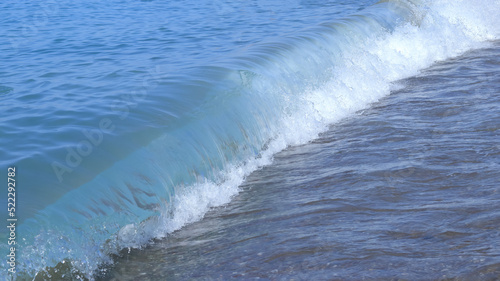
[1,0,499,279]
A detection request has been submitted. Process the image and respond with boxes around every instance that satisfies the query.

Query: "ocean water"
[0,0,499,280]
[100,41,500,281]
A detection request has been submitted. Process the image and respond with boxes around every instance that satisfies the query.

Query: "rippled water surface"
[0,0,374,223]
[1,0,500,279]
[101,42,500,280]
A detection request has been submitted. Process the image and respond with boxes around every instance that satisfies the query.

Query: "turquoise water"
[1,0,499,279]
[101,42,500,280]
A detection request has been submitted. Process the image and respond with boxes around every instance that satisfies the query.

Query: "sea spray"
[2,0,500,279]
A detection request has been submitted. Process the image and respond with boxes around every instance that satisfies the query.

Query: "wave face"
[1,0,499,279]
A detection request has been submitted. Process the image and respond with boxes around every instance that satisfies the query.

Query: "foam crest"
[123,0,500,265]
[6,0,500,279]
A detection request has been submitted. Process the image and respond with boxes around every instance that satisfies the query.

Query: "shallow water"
[101,42,500,280]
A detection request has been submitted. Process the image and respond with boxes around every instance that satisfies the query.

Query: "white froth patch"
[306,0,500,128]
[119,0,500,247]
[115,0,500,276]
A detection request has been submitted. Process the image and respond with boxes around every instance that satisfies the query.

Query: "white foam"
[116,0,500,254]
[84,1,500,278]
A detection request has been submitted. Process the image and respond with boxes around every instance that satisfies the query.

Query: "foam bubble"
[116,0,500,269]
